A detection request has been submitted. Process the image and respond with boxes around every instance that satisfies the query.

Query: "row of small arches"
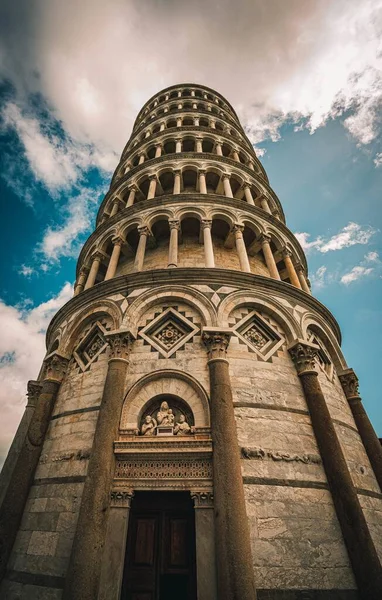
[139,100,236,129]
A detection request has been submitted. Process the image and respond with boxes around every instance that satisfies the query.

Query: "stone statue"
[174,414,191,435]
[141,415,157,436]
[156,401,172,426]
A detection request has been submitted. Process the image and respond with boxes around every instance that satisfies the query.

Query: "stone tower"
[1,83,382,600]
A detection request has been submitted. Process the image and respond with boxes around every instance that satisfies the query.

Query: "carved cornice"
[202,327,232,361]
[191,491,214,508]
[288,340,319,376]
[105,330,134,362]
[43,353,69,383]
[46,270,342,350]
[339,368,360,400]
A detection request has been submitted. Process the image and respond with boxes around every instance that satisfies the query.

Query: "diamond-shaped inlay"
[139,308,199,358]
[233,311,285,361]
[73,322,108,371]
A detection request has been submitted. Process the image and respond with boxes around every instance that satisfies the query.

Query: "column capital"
[137,225,151,237]
[27,380,43,408]
[222,172,231,180]
[202,327,232,362]
[148,174,158,182]
[169,219,180,231]
[232,223,244,234]
[243,181,251,189]
[191,490,214,509]
[110,488,134,508]
[128,184,138,192]
[91,250,106,262]
[338,368,360,399]
[199,168,207,175]
[105,330,135,362]
[43,352,69,383]
[288,340,319,376]
[79,265,90,276]
[260,233,272,245]
[295,262,305,273]
[155,142,163,149]
[111,235,124,247]
[201,219,212,230]
[282,247,292,258]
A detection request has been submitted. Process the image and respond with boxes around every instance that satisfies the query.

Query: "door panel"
[121,492,196,600]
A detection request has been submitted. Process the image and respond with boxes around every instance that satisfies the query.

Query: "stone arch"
[146,208,176,229]
[60,300,123,354]
[209,207,236,229]
[175,206,207,222]
[218,290,300,342]
[123,285,217,335]
[120,369,210,430]
[301,313,346,370]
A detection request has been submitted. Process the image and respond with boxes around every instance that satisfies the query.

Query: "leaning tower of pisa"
[1,84,382,600]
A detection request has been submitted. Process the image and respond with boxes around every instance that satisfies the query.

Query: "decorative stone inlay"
[233,311,285,361]
[288,340,319,375]
[110,489,134,508]
[115,458,212,480]
[73,322,108,372]
[241,446,322,464]
[139,307,199,358]
[339,368,360,399]
[191,491,214,508]
[43,353,69,383]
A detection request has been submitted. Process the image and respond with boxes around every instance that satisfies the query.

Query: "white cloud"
[18,265,34,277]
[365,251,379,262]
[295,222,376,254]
[38,187,101,262]
[0,0,381,160]
[341,265,374,285]
[0,283,73,466]
[374,153,382,167]
[311,265,328,289]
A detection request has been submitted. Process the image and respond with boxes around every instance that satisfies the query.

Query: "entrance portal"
[121,492,197,600]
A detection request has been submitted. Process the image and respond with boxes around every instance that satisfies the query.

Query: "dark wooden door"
[121,492,197,600]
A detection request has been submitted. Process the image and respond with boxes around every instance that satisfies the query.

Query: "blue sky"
[0,0,381,464]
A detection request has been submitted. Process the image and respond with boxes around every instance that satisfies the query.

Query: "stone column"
[192,102,198,109]
[202,220,215,268]
[199,169,207,194]
[222,174,233,198]
[0,380,42,509]
[288,341,382,599]
[248,159,255,170]
[63,332,133,600]
[175,138,182,153]
[126,185,138,208]
[145,130,150,138]
[202,330,257,600]
[232,149,240,162]
[160,122,165,131]
[233,225,251,272]
[210,120,216,129]
[215,141,223,156]
[243,184,255,205]
[138,153,145,165]
[110,198,121,218]
[296,264,311,294]
[191,491,217,600]
[85,252,103,289]
[168,220,180,268]
[339,368,382,491]
[74,267,89,296]
[196,137,203,153]
[104,237,124,281]
[177,117,182,127]
[98,489,134,600]
[173,169,181,194]
[283,248,302,288]
[194,117,200,126]
[259,195,272,215]
[0,353,68,582]
[147,175,157,200]
[133,226,150,272]
[155,143,162,158]
[260,234,280,280]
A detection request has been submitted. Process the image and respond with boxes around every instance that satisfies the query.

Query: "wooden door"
[121,492,197,600]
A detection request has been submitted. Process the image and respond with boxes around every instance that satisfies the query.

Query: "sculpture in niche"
[139,399,192,436]
[141,415,157,436]
[174,414,191,435]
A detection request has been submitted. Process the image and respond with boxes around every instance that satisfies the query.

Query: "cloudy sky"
[0,0,381,465]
